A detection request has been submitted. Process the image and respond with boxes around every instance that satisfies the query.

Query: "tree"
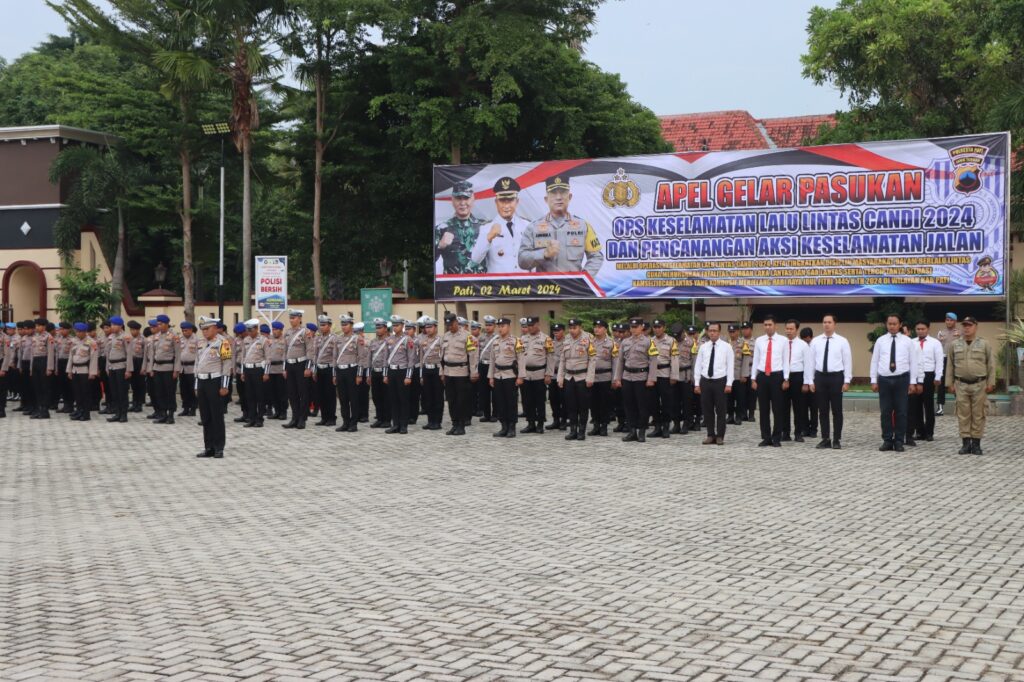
[55,268,115,323]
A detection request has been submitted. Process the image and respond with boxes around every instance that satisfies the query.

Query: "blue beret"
[5,322,16,329]
[148,319,158,327]
[73,322,88,332]
[259,324,270,334]
[180,321,195,330]
[271,321,284,330]
[233,323,247,333]
[306,322,317,332]
[156,314,170,324]
[108,316,125,327]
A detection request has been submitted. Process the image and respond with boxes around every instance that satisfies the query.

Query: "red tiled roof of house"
[658,111,837,152]
[762,114,836,148]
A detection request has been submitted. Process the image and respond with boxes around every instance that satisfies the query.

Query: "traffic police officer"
[331,314,362,432]
[519,316,553,433]
[240,319,270,427]
[487,317,522,438]
[418,317,444,430]
[265,321,287,419]
[104,316,131,422]
[149,314,181,424]
[476,315,498,421]
[28,318,56,419]
[649,319,679,439]
[558,318,596,441]
[282,309,315,429]
[312,314,339,426]
[440,311,479,435]
[613,317,658,442]
[177,321,199,416]
[547,323,566,430]
[588,320,615,436]
[384,315,416,434]
[195,316,233,458]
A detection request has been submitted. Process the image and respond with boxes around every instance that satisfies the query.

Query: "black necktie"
[822,337,830,373]
[889,334,897,372]
[506,220,514,237]
[708,342,715,378]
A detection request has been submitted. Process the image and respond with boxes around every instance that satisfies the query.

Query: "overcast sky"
[3,0,846,119]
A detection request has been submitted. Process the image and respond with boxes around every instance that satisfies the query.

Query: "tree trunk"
[312,73,325,316]
[241,133,252,320]
[180,147,195,323]
[110,204,126,316]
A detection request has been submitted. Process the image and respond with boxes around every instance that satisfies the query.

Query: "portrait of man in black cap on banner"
[469,176,530,273]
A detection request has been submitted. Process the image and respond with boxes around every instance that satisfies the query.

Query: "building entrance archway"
[2,260,47,319]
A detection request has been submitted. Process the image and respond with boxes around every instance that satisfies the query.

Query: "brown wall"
[0,140,62,206]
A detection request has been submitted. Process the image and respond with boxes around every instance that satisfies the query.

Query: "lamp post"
[201,122,231,321]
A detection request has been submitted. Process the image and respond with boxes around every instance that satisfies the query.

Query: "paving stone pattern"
[2,407,1024,681]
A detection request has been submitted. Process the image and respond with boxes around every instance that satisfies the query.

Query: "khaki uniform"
[196,333,234,454]
[67,338,99,376]
[440,328,479,429]
[558,332,596,384]
[949,337,996,438]
[487,335,522,381]
[613,334,659,432]
[518,212,603,276]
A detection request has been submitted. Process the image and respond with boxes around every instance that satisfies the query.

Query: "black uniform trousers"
[676,378,694,426]
[407,372,421,423]
[563,375,590,428]
[30,357,49,417]
[93,357,107,409]
[937,357,948,406]
[130,357,145,408]
[358,375,370,420]
[153,369,177,415]
[745,368,758,419]
[285,362,310,425]
[55,362,71,408]
[72,372,91,418]
[590,376,611,426]
[700,376,728,438]
[815,371,844,440]
[421,368,443,425]
[107,367,128,417]
[19,360,34,411]
[494,377,517,426]
[784,370,807,437]
[179,365,197,411]
[621,378,650,431]
[268,368,286,416]
[728,378,746,422]
[477,362,493,419]
[370,369,390,424]
[444,374,471,426]
[387,368,410,427]
[652,375,674,426]
[335,366,358,426]
[547,380,564,424]
[909,371,936,438]
[522,378,546,425]
[611,381,625,425]
[756,370,786,443]
[235,371,248,417]
[243,367,265,424]
[197,376,226,453]
[315,367,336,421]
[878,373,910,444]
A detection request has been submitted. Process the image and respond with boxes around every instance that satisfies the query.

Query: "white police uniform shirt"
[695,339,735,385]
[751,333,790,380]
[808,333,853,385]
[870,333,920,384]
[916,335,944,382]
[470,214,529,273]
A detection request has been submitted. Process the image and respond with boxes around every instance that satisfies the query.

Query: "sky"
[2,0,846,119]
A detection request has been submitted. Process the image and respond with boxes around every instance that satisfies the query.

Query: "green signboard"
[360,288,392,325]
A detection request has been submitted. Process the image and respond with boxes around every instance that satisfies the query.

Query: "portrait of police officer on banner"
[519,176,603,277]
[435,180,487,274]
[469,176,529,273]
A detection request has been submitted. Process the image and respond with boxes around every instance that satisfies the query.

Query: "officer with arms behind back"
[195,316,233,458]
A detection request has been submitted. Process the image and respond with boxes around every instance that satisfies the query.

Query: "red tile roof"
[659,111,836,152]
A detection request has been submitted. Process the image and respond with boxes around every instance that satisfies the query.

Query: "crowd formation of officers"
[0,309,997,457]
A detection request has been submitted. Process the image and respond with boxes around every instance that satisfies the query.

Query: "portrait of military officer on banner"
[469,176,530,274]
[435,180,487,274]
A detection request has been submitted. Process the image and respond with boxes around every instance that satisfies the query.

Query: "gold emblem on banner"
[602,168,640,208]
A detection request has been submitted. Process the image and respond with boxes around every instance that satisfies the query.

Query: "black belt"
[657,363,670,369]
[495,364,514,371]
[595,368,611,374]
[624,366,647,373]
[818,370,845,376]
[955,376,981,384]
[566,368,586,375]
[73,361,90,367]
[445,361,468,367]
[181,361,195,366]
[270,361,284,366]
[525,364,546,371]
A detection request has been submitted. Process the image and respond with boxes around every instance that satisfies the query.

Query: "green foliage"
[55,268,115,323]
[553,301,700,333]
[864,298,924,351]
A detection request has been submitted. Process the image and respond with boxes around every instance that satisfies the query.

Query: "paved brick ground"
[2,405,1024,681]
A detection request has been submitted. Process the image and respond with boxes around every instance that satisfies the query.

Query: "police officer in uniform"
[355,322,371,422]
[367,319,392,428]
[67,323,98,420]
[936,312,961,416]
[332,314,362,432]
[726,324,747,425]
[740,321,756,420]
[266,321,287,419]
[239,319,270,427]
[312,314,339,427]
[127,321,146,412]
[28,318,56,419]
[673,325,697,434]
[177,321,200,416]
[104,316,131,423]
[649,319,679,439]
[55,322,73,411]
[440,311,479,435]
[588,320,615,436]
[476,316,498,421]
[384,315,416,434]
[488,317,522,438]
[558,318,596,441]
[547,323,567,430]
[613,317,658,442]
[519,316,553,434]
[282,309,315,429]
[610,323,627,431]
[232,323,248,419]
[418,317,444,430]
[948,316,996,455]
[0,324,14,417]
[149,314,181,424]
[195,316,233,458]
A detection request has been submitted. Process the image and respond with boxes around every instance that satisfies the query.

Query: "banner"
[255,256,288,311]
[360,288,392,324]
[432,133,1009,300]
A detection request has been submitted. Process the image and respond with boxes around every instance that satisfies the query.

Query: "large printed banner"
[433,133,1009,300]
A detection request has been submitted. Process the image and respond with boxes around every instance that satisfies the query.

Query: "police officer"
[726,324,746,425]
[407,320,424,425]
[740,321,756,420]
[476,316,498,421]
[440,311,479,435]
[195,316,233,458]
[587,320,615,437]
[55,322,73,411]
[149,314,181,424]
[0,323,14,417]
[282,309,315,429]
[367,318,392,428]
[67,322,98,420]
[649,319,679,439]
[783,319,813,442]
[558,318,596,441]
[28,318,56,419]
[384,315,416,434]
[17,321,35,414]
[518,176,603,276]
[354,322,371,423]
[104,316,131,423]
[418,317,444,430]
[232,323,249,421]
[332,314,362,432]
[177,321,200,416]
[613,317,658,442]
[674,324,697,434]
[239,319,270,428]
[266,321,287,419]
[127,321,146,412]
[610,323,627,431]
[488,317,521,438]
[547,322,566,430]
[936,312,960,417]
[311,314,339,427]
[435,180,486,274]
[948,316,996,455]
[519,316,553,434]
[96,320,110,413]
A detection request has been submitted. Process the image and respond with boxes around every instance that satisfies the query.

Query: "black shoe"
[894,442,905,452]
[794,435,804,443]
[421,422,433,430]
[347,424,358,432]
[399,426,407,434]
[506,425,516,438]
[958,438,972,454]
[636,429,646,443]
[147,412,160,420]
[972,438,983,455]
[196,451,214,458]
[771,439,781,447]
[660,423,670,439]
[576,431,585,441]
[316,419,336,426]
[153,415,167,424]
[177,409,188,417]
[370,420,385,428]
[282,421,297,429]
[880,441,894,451]
[233,416,248,423]
[832,440,841,450]
[521,422,537,434]
[545,420,559,430]
[494,424,509,438]
[243,422,257,428]
[536,424,545,434]
[385,426,400,434]
[130,405,143,413]
[454,424,466,436]
[336,424,349,432]
[295,422,305,429]
[924,434,933,442]
[598,424,608,437]
[622,429,638,442]
[445,425,458,435]
[425,422,442,431]
[781,434,792,442]
[587,425,600,436]
[613,423,627,433]
[213,451,223,458]
[565,429,578,441]
[758,440,771,447]
[164,416,174,424]
[815,439,832,449]
[904,438,917,447]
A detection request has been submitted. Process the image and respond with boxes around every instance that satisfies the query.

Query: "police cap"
[551,323,565,332]
[593,319,607,328]
[545,175,570,192]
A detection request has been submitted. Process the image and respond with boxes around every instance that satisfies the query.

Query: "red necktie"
[920,338,925,350]
[766,337,773,374]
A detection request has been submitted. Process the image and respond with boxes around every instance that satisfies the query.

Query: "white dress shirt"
[470,214,529,273]
[751,333,790,380]
[915,335,944,382]
[870,333,920,384]
[696,338,735,385]
[785,337,814,374]
[808,333,853,385]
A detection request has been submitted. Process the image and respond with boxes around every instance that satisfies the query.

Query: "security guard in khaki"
[947,316,996,455]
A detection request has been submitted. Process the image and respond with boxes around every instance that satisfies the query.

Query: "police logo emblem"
[602,168,641,208]
[948,144,988,194]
